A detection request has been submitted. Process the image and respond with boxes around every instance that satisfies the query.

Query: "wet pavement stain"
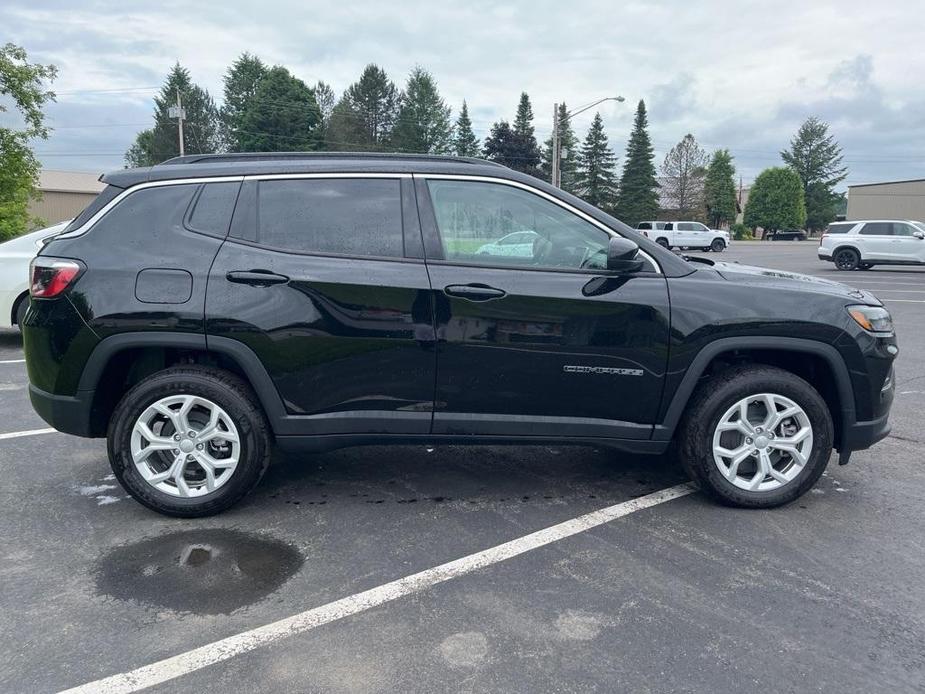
[95,529,303,615]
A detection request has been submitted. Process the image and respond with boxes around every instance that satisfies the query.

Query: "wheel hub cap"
[711,392,814,492]
[130,394,241,498]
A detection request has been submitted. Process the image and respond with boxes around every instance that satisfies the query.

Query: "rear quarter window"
[825,223,854,234]
[85,184,199,241]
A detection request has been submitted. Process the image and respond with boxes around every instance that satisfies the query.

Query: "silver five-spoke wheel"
[130,394,240,498]
[711,392,813,492]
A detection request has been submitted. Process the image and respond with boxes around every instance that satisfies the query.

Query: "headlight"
[847,305,894,334]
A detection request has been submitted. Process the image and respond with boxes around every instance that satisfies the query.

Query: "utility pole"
[551,103,559,188]
[168,88,186,156]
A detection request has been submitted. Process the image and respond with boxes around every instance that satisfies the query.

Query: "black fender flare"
[651,336,856,446]
[77,332,288,431]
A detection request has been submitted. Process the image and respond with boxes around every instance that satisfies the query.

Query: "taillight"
[819,234,828,247]
[30,258,83,298]
[642,231,649,237]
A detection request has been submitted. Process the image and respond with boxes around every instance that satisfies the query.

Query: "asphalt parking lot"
[1,241,923,693]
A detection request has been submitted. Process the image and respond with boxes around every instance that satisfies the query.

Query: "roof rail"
[158,151,505,167]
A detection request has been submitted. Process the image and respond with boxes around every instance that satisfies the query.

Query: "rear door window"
[860,222,892,236]
[255,178,403,258]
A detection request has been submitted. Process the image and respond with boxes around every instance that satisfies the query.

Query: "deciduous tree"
[661,134,708,218]
[744,166,806,236]
[0,43,56,239]
[615,100,659,226]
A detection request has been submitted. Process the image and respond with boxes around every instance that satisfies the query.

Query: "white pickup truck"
[636,221,730,252]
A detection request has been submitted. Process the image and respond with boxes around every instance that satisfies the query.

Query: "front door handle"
[444,283,506,301]
[226,270,290,286]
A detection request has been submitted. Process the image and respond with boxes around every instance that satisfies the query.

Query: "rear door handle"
[444,284,506,301]
[226,270,290,286]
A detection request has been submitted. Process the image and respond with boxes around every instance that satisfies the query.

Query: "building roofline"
[848,177,925,189]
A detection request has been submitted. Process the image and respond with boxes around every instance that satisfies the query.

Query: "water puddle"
[95,529,303,615]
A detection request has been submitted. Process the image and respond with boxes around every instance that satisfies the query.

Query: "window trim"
[414,173,662,275]
[54,175,246,240]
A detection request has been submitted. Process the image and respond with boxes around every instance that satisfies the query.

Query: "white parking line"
[59,482,696,694]
[0,359,25,364]
[0,427,56,440]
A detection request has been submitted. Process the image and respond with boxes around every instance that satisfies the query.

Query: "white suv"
[636,221,729,252]
[818,220,925,270]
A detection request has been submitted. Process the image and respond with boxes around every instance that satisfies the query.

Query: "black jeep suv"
[23,153,897,517]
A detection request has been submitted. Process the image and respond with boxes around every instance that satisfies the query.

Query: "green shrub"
[729,223,753,240]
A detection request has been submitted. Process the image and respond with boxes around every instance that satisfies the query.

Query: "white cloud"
[4,0,923,186]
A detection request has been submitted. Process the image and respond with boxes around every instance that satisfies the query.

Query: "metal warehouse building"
[847,178,925,222]
[28,170,105,226]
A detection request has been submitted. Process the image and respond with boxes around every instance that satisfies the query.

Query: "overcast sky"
[3,0,923,189]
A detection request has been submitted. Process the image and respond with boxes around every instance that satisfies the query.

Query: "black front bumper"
[29,385,95,437]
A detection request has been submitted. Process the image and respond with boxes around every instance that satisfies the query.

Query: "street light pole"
[551,95,625,189]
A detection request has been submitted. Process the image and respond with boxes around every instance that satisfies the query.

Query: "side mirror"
[913,231,924,240]
[607,236,645,273]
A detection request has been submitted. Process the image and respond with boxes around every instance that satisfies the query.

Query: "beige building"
[28,170,105,226]
[847,178,925,222]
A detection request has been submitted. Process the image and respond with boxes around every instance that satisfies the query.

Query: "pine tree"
[483,120,519,168]
[453,100,480,157]
[781,116,847,231]
[660,134,708,218]
[509,92,541,176]
[326,64,399,150]
[220,53,267,152]
[703,149,737,227]
[541,102,579,192]
[574,113,618,210]
[615,100,659,227]
[312,80,336,149]
[237,66,321,152]
[125,63,219,166]
[390,67,453,154]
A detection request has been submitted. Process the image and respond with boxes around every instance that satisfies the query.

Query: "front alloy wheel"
[711,393,812,492]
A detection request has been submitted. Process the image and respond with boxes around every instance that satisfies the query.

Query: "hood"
[704,259,881,305]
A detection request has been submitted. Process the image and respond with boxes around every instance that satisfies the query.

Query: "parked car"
[0,220,69,330]
[24,153,895,517]
[767,229,808,241]
[476,230,538,257]
[636,221,729,251]
[818,219,925,270]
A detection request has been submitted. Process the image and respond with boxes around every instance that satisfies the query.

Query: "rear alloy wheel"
[108,366,271,517]
[656,238,670,248]
[834,248,860,271]
[678,365,833,508]
[710,238,726,252]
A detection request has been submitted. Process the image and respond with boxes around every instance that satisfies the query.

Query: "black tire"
[710,239,726,252]
[655,237,670,248]
[107,365,272,517]
[834,248,860,271]
[677,365,833,508]
[14,294,28,330]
